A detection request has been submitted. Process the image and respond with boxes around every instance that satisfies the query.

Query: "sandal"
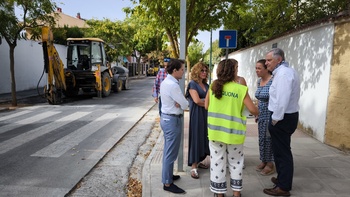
[198,162,209,169]
[190,168,199,179]
[260,164,275,176]
[255,162,266,172]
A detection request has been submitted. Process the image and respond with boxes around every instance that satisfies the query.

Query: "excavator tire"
[102,72,111,97]
[112,79,123,93]
[122,78,129,90]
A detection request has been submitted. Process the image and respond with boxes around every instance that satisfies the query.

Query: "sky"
[52,0,219,52]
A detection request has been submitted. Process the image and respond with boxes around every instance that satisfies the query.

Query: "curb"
[142,130,163,197]
[0,107,9,112]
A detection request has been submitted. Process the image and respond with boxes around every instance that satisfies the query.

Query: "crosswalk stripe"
[0,110,32,122]
[0,111,61,134]
[0,112,91,154]
[31,113,119,158]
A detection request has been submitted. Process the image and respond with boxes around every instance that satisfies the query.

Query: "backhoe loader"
[41,26,129,104]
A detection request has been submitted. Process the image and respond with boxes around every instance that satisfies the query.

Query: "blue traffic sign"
[219,30,237,49]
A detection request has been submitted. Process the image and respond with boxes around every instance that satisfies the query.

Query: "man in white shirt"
[263,48,300,197]
[160,59,188,194]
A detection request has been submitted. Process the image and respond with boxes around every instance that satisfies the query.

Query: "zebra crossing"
[0,76,156,196]
[32,112,119,158]
[0,111,91,154]
[0,111,60,134]
[0,106,119,157]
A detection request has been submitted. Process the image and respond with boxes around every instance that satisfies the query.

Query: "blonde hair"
[190,62,209,83]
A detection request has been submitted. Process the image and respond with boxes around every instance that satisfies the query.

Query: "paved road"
[0,77,155,196]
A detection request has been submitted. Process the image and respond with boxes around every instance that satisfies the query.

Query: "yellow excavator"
[41,26,129,104]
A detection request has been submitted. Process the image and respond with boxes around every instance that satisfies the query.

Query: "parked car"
[112,66,130,92]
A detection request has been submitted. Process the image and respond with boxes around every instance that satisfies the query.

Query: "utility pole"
[178,0,186,172]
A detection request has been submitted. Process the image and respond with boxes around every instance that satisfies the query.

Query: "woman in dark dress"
[186,62,210,179]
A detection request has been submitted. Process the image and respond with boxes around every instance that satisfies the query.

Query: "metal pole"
[225,39,229,60]
[178,0,186,172]
[226,48,229,60]
[209,29,213,84]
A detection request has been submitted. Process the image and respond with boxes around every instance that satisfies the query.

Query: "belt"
[162,113,183,118]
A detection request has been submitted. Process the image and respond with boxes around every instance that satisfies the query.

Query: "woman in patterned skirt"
[205,59,258,197]
[255,59,275,175]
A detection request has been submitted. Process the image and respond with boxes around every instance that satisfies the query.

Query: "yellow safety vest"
[208,82,248,145]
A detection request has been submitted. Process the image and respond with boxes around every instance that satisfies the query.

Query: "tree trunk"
[137,57,142,78]
[9,45,17,106]
[186,55,190,85]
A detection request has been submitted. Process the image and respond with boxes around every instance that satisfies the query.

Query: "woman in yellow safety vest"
[205,59,258,197]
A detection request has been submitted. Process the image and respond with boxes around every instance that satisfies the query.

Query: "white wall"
[0,38,67,93]
[216,24,334,142]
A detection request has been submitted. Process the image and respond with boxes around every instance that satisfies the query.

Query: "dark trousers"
[268,112,298,191]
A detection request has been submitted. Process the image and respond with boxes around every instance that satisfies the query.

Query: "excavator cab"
[66,38,106,71]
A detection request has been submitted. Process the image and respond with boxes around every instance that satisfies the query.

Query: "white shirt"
[160,74,188,115]
[268,62,300,121]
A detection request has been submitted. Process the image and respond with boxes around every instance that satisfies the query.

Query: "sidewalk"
[0,88,43,111]
[142,111,350,197]
[2,88,350,197]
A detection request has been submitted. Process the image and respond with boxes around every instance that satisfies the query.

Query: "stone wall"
[325,20,350,150]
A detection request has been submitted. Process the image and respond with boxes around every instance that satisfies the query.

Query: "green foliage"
[84,16,161,63]
[225,0,350,49]
[131,0,237,58]
[146,50,170,65]
[0,0,56,44]
[203,39,222,66]
[55,26,85,44]
[84,19,135,62]
[124,6,167,57]
[0,0,57,106]
[29,25,85,45]
[188,41,204,68]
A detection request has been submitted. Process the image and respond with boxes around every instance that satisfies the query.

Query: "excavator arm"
[42,26,66,104]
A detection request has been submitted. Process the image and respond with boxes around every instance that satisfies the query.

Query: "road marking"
[63,105,97,108]
[0,112,91,154]
[0,110,32,121]
[0,111,61,134]
[0,184,67,197]
[31,113,119,158]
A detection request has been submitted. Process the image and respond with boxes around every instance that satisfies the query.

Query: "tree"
[52,25,85,45]
[130,0,236,59]
[224,0,350,49]
[124,7,167,77]
[187,41,204,68]
[203,39,222,66]
[29,24,86,45]
[85,19,135,62]
[0,0,56,106]
[85,16,162,76]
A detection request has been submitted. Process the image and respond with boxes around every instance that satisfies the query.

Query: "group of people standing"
[152,47,300,197]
